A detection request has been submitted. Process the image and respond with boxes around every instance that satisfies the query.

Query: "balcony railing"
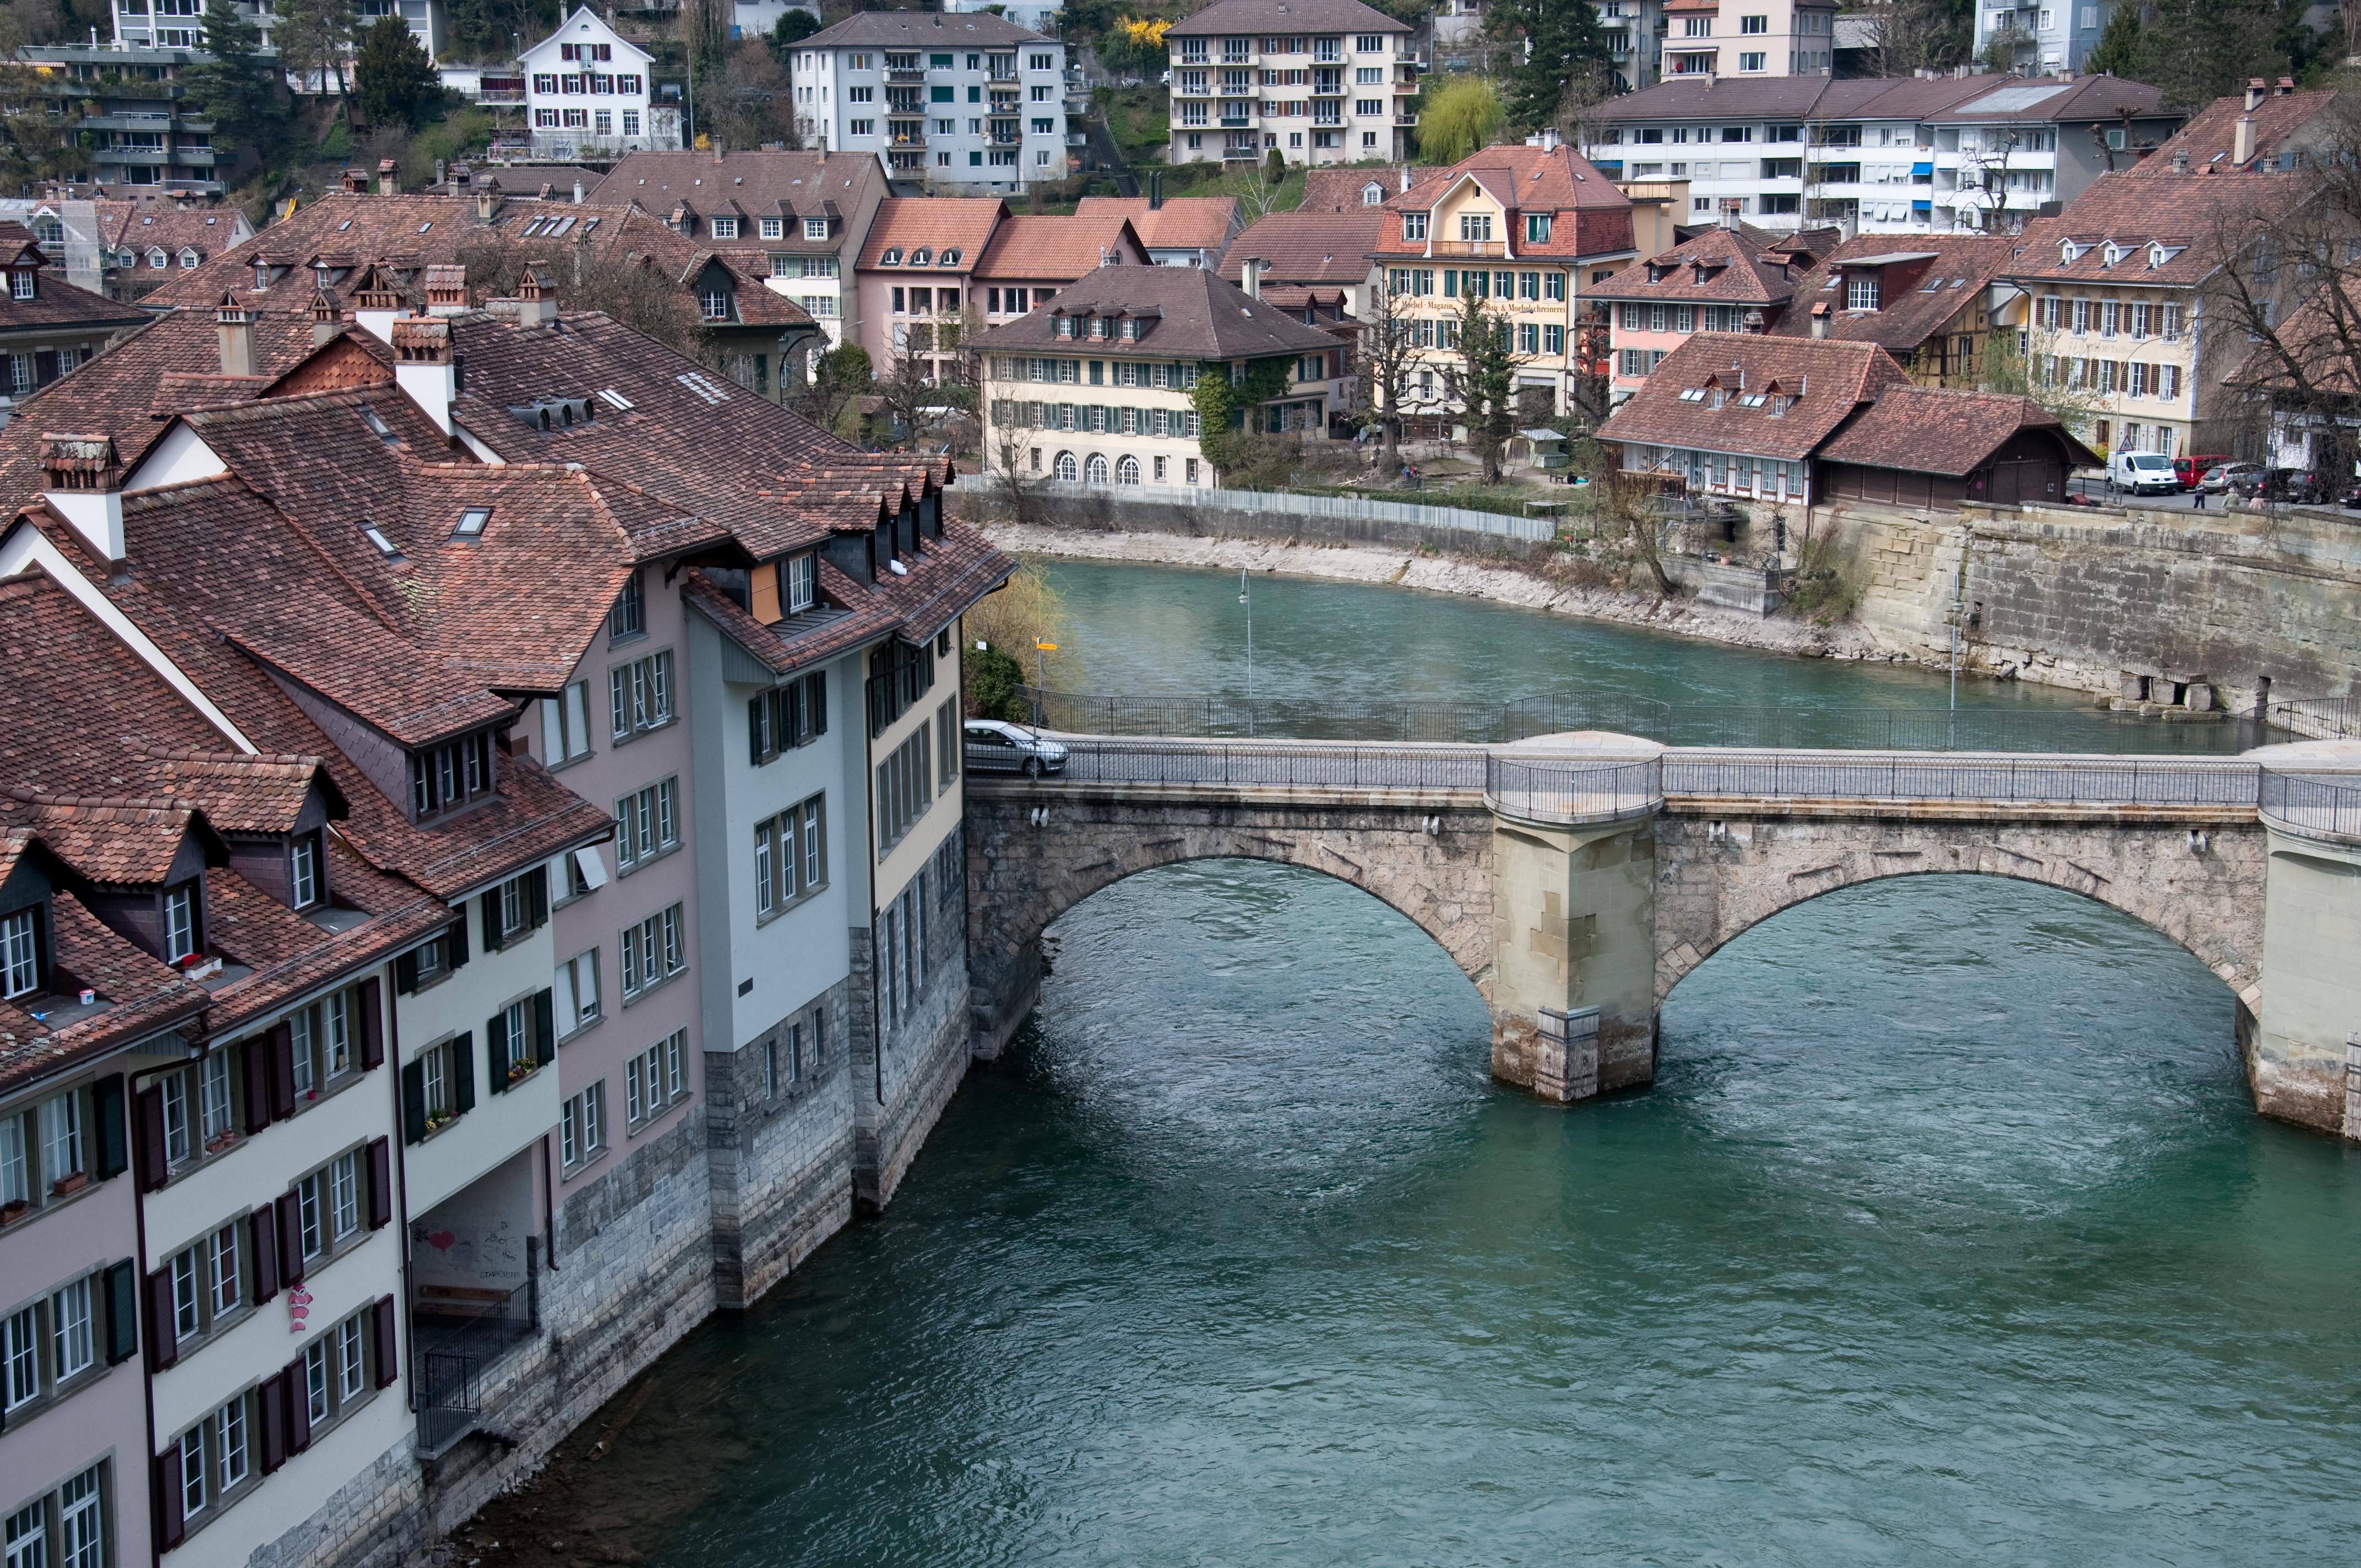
[1220,114,1253,127]
[1429,238,1504,255]
[886,68,925,83]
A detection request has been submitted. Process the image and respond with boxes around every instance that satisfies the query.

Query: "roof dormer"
[2058,239,2079,267]
[2100,243,2120,269]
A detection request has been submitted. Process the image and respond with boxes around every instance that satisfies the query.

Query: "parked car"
[2175,453,2232,489]
[965,718,1069,777]
[2253,467,2327,503]
[2107,450,2180,496]
[2198,462,2262,495]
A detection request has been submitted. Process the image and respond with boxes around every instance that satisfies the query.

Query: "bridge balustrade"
[2257,770,2361,840]
[1664,751,2265,809]
[1052,737,1489,792]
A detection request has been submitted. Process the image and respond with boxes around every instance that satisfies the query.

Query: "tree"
[355,15,438,130]
[1417,75,1505,165]
[0,64,89,190]
[709,40,798,151]
[187,0,291,165]
[1450,291,1519,483]
[273,0,355,96]
[1484,0,1611,135]
[1859,0,1974,78]
[2074,2,2292,105]
[1356,279,1426,467]
[798,343,873,436]
[770,7,823,55]
[2083,0,2142,77]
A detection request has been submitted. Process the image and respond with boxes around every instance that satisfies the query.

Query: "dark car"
[964,719,1069,777]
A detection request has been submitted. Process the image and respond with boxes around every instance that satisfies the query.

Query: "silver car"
[964,719,1069,777]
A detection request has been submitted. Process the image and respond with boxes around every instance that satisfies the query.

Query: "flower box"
[49,1170,89,1198]
[0,1198,30,1225]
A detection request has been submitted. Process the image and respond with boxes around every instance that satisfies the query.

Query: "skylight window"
[358,406,399,445]
[676,371,730,405]
[1678,388,1707,402]
[337,218,353,232]
[1739,393,1767,407]
[454,507,492,537]
[598,388,635,410]
[362,524,400,557]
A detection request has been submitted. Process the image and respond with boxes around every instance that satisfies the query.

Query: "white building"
[1972,0,2120,75]
[790,10,1070,193]
[521,7,682,162]
[108,0,445,70]
[942,0,1060,33]
[1165,0,1416,168]
[1658,0,1838,80]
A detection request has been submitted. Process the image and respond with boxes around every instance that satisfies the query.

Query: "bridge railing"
[2259,770,2361,839]
[1486,754,1664,824]
[1662,750,2263,808]
[1050,737,1489,792]
[2267,695,2361,740]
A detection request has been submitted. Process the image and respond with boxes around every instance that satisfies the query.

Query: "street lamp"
[1238,566,1254,737]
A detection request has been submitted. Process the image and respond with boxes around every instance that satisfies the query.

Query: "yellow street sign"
[1036,641,1058,650]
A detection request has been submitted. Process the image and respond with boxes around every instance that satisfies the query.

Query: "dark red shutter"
[134,1086,168,1191]
[241,1041,271,1135]
[275,1191,305,1287]
[284,1352,312,1453]
[269,1023,296,1119]
[145,1267,177,1372]
[153,1447,184,1550]
[366,1137,391,1229]
[249,1204,280,1304]
[357,977,384,1070]
[258,1371,288,1473]
[373,1295,400,1389]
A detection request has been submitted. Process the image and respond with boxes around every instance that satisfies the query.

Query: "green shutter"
[91,1072,127,1179]
[451,1031,476,1114]
[401,1060,426,1144]
[534,989,556,1065]
[105,1260,138,1365]
[487,1013,511,1093]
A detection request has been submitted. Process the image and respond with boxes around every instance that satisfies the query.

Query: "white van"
[2108,451,2179,496]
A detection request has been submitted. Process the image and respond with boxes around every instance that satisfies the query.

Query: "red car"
[2175,453,2232,490]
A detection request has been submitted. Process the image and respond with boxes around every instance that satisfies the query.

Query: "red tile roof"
[2000,170,2295,288]
[2129,86,2332,175]
[1587,225,1810,309]
[1817,386,2099,475]
[1770,232,2016,355]
[1217,210,1386,288]
[971,263,1339,360]
[1372,143,1635,264]
[971,214,1149,281]
[1075,197,1239,255]
[857,197,1009,270]
[1596,334,1910,462]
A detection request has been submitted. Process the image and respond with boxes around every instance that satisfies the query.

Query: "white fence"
[1037,480,1565,542]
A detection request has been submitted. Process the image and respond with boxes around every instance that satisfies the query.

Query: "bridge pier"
[2250,744,2361,1138]
[1487,816,1660,1101]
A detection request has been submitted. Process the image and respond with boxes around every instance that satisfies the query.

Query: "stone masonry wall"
[706,974,858,1309]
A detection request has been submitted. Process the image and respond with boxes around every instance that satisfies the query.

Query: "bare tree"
[1356,279,1424,467]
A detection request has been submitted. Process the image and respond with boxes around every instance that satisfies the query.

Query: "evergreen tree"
[1484,0,1611,135]
[2083,0,2142,77]
[186,0,291,166]
[1454,292,1518,484]
[355,15,438,130]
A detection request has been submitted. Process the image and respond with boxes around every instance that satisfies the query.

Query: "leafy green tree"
[0,63,90,189]
[963,643,1030,723]
[1484,0,1609,134]
[273,0,357,97]
[356,14,439,130]
[187,0,291,165]
[1452,291,1518,484]
[769,7,822,55]
[2082,0,2141,77]
[1417,75,1505,164]
[2075,1,2292,104]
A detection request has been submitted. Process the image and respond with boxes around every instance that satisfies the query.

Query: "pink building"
[1588,223,1831,404]
[853,197,1008,382]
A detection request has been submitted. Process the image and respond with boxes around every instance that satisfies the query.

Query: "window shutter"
[534,989,556,1065]
[373,1295,400,1389]
[366,1137,391,1229]
[487,1012,512,1093]
[481,890,503,951]
[276,1191,305,1287]
[106,1259,139,1365]
[395,948,420,993]
[145,1267,178,1371]
[154,1447,186,1550]
[451,1031,476,1114]
[812,671,826,736]
[259,1371,289,1473]
[269,1023,296,1119]
[284,1352,312,1453]
[242,1038,273,1135]
[749,694,766,764]
[358,977,384,1070]
[251,1204,280,1303]
[528,865,550,929]
[92,1072,128,1179]
[134,1085,168,1191]
[401,1059,426,1145]
[447,907,470,970]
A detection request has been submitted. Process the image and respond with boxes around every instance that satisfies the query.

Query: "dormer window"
[0,904,40,998]
[2101,243,2119,268]
[880,246,904,265]
[1402,213,1428,241]
[1846,276,1879,311]
[785,551,817,614]
[1526,213,1552,245]
[2148,242,2168,269]
[290,834,320,910]
[1090,315,1109,339]
[2059,240,2079,266]
[1055,315,1075,339]
[408,732,497,821]
[254,260,270,290]
[711,216,739,239]
[911,247,932,265]
[163,883,198,965]
[805,217,829,241]
[940,247,962,265]
[1120,317,1139,341]
[10,269,34,302]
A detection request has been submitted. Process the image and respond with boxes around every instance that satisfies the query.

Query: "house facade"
[854,197,1004,384]
[521,8,681,162]
[1973,0,2119,77]
[1590,223,1825,403]
[1658,0,1839,80]
[1164,0,1417,168]
[0,225,150,409]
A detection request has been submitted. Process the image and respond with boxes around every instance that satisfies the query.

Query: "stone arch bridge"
[966,736,2361,1141]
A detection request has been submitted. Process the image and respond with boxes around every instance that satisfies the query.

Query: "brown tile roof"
[101,199,248,266]
[0,888,209,1094]
[800,10,1048,47]
[2223,280,2361,395]
[857,197,1008,270]
[1075,197,1239,255]
[1771,232,2015,353]
[127,743,345,834]
[971,263,1339,360]
[1372,144,1635,264]
[0,255,150,336]
[1596,334,1910,462]
[1588,225,1810,308]
[1167,0,1409,36]
[1299,169,1409,214]
[583,149,890,233]
[2133,87,2336,176]
[0,793,213,886]
[1217,210,1386,288]
[1818,386,2099,475]
[971,214,1149,282]
[2000,171,2294,288]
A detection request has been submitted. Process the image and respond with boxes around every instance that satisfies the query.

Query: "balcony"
[1220,114,1253,127]
[81,110,172,131]
[886,68,926,83]
[990,130,1020,145]
[1395,111,1418,127]
[102,146,172,165]
[1430,238,1504,257]
[989,68,1019,83]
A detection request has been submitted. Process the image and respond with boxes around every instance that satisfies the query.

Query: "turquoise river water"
[476,562,2359,1567]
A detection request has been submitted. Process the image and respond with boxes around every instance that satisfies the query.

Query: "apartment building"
[1165,0,1416,167]
[977,264,1350,485]
[1585,72,2178,235]
[104,0,445,70]
[0,224,150,405]
[1658,0,1838,80]
[0,229,1009,1567]
[1369,134,1640,419]
[1972,0,2118,76]
[789,10,1071,193]
[15,40,227,194]
[855,197,1004,384]
[521,7,682,161]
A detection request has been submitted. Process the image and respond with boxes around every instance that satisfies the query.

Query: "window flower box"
[49,1170,89,1197]
[0,1197,30,1224]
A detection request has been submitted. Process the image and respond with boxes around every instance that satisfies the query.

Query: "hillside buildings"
[1164,0,1418,168]
[1972,0,2119,77]
[520,8,681,161]
[1658,0,1839,80]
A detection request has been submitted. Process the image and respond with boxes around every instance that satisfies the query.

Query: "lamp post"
[1238,565,1253,737]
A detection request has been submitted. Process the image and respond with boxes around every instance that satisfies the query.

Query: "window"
[560,1082,606,1172]
[937,698,962,789]
[875,727,934,857]
[608,650,674,741]
[1459,213,1492,242]
[1739,52,1765,70]
[542,680,594,765]
[608,570,645,640]
[6,1463,108,1568]
[407,732,496,819]
[749,672,829,765]
[1401,213,1427,242]
[1741,13,1767,31]
[755,794,828,919]
[163,883,197,964]
[626,1030,687,1129]
[10,271,30,302]
[711,217,739,240]
[784,552,818,614]
[613,778,680,871]
[291,1148,363,1262]
[299,1304,377,1435]
[284,989,356,1104]
[619,905,686,1000]
[1846,276,1880,311]
[0,907,36,998]
[865,639,937,736]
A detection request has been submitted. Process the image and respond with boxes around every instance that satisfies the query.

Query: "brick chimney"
[390,314,457,436]
[1241,257,1263,300]
[351,265,402,344]
[475,187,499,221]
[2245,78,2265,112]
[309,286,342,347]
[40,434,125,562]
[423,263,469,316]
[340,167,368,195]
[515,264,557,329]
[215,291,254,376]
[377,157,400,197]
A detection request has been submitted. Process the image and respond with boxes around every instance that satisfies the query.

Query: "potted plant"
[507,1060,533,1086]
[0,1197,30,1226]
[50,1170,88,1197]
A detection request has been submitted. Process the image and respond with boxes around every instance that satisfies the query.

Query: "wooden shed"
[1815,388,2098,509]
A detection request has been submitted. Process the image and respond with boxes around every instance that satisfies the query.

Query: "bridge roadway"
[964,734,2361,1141]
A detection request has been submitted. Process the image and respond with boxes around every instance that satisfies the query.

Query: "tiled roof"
[1074,197,1239,254]
[0,256,150,335]
[101,198,248,264]
[1167,0,1409,36]
[2224,280,2361,395]
[1372,144,1635,263]
[857,197,1008,270]
[1818,386,2098,475]
[1595,333,1910,462]
[799,9,1047,47]
[1588,226,1810,308]
[1771,232,2016,353]
[0,792,212,886]
[584,149,890,233]
[0,888,209,1095]
[2132,87,2335,176]
[128,743,345,834]
[1999,171,2294,287]
[972,214,1148,281]
[1217,210,1386,287]
[971,263,1339,359]
[1598,72,2167,127]
[1299,168,1406,213]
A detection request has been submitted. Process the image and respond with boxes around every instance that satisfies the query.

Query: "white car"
[964,719,1068,777]
[2108,451,2179,496]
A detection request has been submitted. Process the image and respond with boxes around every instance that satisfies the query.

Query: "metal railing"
[2259,770,2361,839]
[415,1350,482,1457]
[1486,754,1663,823]
[1664,750,2262,809]
[1045,737,1488,792]
[1031,480,1563,541]
[2267,695,2361,739]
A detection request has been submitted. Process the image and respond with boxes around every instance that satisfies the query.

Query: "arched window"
[1085,453,1110,484]
[1054,450,1078,481]
[1116,455,1140,484]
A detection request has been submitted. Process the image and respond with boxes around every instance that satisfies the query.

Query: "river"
[469,562,2358,1566]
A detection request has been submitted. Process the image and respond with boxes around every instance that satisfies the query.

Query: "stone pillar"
[2251,743,2361,1139]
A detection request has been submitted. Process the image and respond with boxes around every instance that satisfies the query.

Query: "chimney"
[475,187,499,221]
[215,292,254,376]
[1399,164,1411,193]
[352,266,403,344]
[2278,77,2295,95]
[515,264,557,329]
[2172,148,2189,174]
[1538,126,1560,153]
[40,434,125,563]
[2245,78,2265,112]
[1810,300,1829,338]
[434,157,447,190]
[390,314,457,437]
[422,263,469,316]
[340,167,368,195]
[377,158,399,197]
[573,178,586,204]
[308,287,341,347]
[2234,116,2256,165]
[1241,257,1263,300]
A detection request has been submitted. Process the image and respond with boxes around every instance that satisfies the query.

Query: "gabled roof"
[583,149,890,234]
[1074,197,1240,255]
[1587,225,1810,308]
[1999,170,2294,288]
[1771,232,2015,353]
[1595,333,1910,462]
[971,214,1148,281]
[1166,0,1410,36]
[1372,143,1635,264]
[799,9,1047,47]
[970,263,1338,360]
[857,197,1008,271]
[1217,209,1385,287]
[1300,168,1407,213]
[2131,85,2337,176]
[1818,386,2100,475]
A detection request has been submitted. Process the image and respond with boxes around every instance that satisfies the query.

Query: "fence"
[1013,685,2270,756]
[1664,751,2263,809]
[2267,696,2361,739]
[2259,770,2361,838]
[1035,480,1564,542]
[1486,753,1664,824]
[415,1350,482,1458]
[1049,737,1488,792]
